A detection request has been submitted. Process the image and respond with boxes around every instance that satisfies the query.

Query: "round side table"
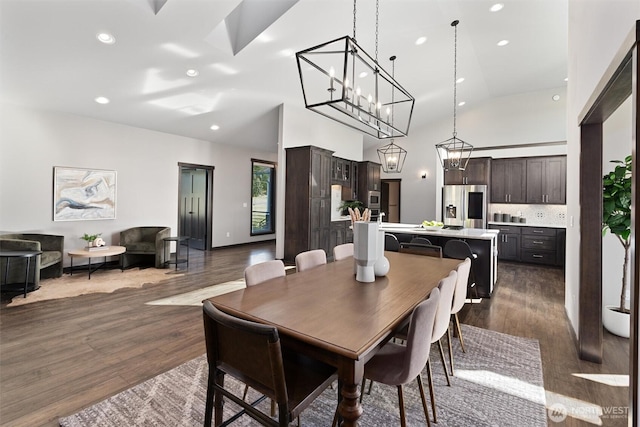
[0,250,42,298]
[163,236,190,270]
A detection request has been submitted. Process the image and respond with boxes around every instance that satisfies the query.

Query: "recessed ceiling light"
[490,3,504,12]
[564,77,569,82]
[359,71,368,78]
[94,96,110,104]
[186,69,199,77]
[458,101,466,106]
[552,94,561,101]
[456,77,465,84]
[415,36,427,45]
[96,33,115,45]
[281,49,294,57]
[497,40,510,47]
[210,124,220,131]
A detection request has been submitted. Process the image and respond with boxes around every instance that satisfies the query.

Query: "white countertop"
[379,223,499,240]
[488,221,566,229]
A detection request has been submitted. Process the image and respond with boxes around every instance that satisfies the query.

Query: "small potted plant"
[339,200,364,216]
[80,233,102,247]
[602,155,632,337]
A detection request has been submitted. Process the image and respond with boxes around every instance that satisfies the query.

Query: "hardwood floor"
[0,242,630,426]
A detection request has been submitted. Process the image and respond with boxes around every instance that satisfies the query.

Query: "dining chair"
[410,237,432,246]
[443,239,479,301]
[425,270,458,423]
[244,260,286,287]
[353,288,441,427]
[294,249,327,272]
[202,300,338,427]
[333,243,354,261]
[447,258,472,375]
[384,233,400,252]
[399,242,443,258]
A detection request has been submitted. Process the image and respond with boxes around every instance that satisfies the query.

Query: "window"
[251,160,276,235]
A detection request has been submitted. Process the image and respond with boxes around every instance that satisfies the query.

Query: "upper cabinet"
[491,158,527,204]
[443,157,491,185]
[358,161,381,194]
[526,156,566,204]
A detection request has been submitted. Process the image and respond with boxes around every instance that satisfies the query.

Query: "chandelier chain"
[353,0,357,40]
[375,0,379,62]
[452,21,458,137]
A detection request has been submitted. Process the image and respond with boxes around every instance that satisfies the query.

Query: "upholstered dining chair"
[353,288,441,427]
[294,249,327,272]
[202,301,338,427]
[447,258,472,375]
[333,243,354,261]
[443,239,479,301]
[384,233,400,252]
[244,260,286,287]
[425,270,458,423]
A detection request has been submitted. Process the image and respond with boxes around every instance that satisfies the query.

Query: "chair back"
[431,270,458,343]
[410,237,432,246]
[399,242,442,258]
[295,249,327,272]
[333,243,354,261]
[451,258,471,314]
[202,301,288,405]
[401,288,440,383]
[443,239,474,260]
[244,260,286,287]
[384,233,400,252]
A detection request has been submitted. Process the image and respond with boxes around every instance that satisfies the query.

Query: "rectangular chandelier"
[296,36,415,139]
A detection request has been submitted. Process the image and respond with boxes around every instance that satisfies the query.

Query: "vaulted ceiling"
[0,0,567,151]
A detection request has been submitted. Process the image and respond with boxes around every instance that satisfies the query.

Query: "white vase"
[353,221,378,283]
[374,229,389,276]
[603,305,630,338]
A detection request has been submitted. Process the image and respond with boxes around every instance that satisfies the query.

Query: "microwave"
[367,191,381,208]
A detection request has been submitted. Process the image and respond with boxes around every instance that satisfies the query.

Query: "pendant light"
[435,20,473,171]
[377,56,408,172]
[295,0,415,139]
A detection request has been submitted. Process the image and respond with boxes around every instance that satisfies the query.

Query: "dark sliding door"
[178,164,213,250]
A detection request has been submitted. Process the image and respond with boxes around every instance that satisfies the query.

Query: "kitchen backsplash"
[489,203,567,226]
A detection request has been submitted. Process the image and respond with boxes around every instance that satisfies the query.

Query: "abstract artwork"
[53,167,117,221]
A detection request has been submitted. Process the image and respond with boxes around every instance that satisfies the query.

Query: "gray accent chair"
[0,233,64,288]
[119,226,170,269]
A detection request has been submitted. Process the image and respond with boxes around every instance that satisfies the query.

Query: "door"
[179,164,213,250]
[381,179,401,223]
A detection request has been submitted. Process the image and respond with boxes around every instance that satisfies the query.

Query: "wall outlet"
[226,232,230,237]
[535,211,545,218]
[243,202,247,208]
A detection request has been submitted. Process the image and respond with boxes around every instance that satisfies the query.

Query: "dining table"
[208,250,461,426]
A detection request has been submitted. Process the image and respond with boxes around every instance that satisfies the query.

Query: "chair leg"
[242,384,249,400]
[359,376,366,403]
[416,375,432,427]
[446,326,455,376]
[367,378,373,395]
[397,385,407,427]
[437,339,451,386]
[214,370,225,426]
[204,372,215,427]
[426,359,437,423]
[454,312,466,353]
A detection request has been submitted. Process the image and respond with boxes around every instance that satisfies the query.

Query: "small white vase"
[374,229,389,276]
[603,305,630,338]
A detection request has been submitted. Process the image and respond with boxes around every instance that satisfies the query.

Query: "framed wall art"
[53,167,117,221]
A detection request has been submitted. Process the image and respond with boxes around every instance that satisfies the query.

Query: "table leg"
[70,256,74,276]
[23,256,30,298]
[88,257,92,280]
[338,363,364,426]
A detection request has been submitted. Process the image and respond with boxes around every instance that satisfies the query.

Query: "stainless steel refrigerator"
[442,185,488,229]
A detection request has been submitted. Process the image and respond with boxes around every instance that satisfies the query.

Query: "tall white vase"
[374,229,389,276]
[353,221,378,282]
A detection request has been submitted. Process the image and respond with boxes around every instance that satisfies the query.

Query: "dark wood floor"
[0,242,630,426]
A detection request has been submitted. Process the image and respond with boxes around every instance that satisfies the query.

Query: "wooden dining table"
[208,251,461,426]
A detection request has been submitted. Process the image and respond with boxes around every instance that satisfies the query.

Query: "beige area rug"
[145,280,246,307]
[6,268,184,307]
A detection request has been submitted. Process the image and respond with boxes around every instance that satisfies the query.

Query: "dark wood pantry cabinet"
[284,146,333,262]
[526,156,566,204]
[444,157,491,185]
[490,158,527,204]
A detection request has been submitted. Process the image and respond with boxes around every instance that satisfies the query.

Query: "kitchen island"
[379,223,499,297]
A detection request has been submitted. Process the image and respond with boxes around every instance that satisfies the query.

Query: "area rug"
[6,268,184,307]
[59,324,547,426]
[145,279,247,307]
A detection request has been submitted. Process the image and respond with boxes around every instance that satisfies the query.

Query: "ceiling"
[0,0,568,152]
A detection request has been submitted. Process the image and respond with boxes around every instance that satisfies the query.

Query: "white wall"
[566,1,640,335]
[363,86,568,224]
[0,103,277,267]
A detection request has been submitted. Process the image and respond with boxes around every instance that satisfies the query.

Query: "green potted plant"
[80,233,102,247]
[602,155,632,337]
[339,200,365,216]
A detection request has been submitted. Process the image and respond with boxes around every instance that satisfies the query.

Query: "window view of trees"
[251,160,275,235]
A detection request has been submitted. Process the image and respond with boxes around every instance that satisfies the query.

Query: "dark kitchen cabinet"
[331,157,351,185]
[285,146,333,262]
[491,158,527,203]
[358,161,381,198]
[489,225,521,261]
[444,157,491,185]
[526,156,566,204]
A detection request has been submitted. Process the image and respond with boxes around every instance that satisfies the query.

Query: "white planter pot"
[603,305,630,338]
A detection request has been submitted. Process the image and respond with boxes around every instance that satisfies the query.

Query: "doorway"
[381,179,401,223]
[178,163,214,250]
